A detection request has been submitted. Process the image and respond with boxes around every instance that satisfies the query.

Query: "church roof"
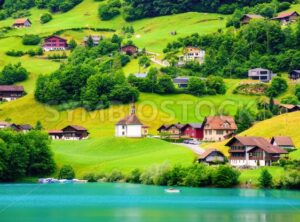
[116,114,143,126]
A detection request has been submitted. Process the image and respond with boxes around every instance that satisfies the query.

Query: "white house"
[182,46,206,64]
[115,104,148,138]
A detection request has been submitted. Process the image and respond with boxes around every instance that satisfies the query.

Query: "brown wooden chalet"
[198,148,225,165]
[226,136,288,167]
[240,14,264,25]
[10,123,33,133]
[272,11,299,23]
[120,45,138,55]
[48,125,89,140]
[270,136,295,150]
[0,85,25,102]
[12,18,31,28]
[157,123,204,140]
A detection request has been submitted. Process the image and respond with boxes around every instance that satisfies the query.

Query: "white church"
[115,104,149,138]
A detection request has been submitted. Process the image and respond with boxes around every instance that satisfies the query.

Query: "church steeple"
[130,103,136,115]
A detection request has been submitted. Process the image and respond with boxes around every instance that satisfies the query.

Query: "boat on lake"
[165,188,181,193]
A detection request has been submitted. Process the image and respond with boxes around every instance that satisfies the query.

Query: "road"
[175,143,205,155]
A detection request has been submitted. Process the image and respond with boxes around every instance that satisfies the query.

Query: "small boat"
[165,188,181,193]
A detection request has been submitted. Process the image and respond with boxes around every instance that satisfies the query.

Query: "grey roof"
[249,68,270,72]
[188,123,203,129]
[173,77,190,84]
[134,73,147,78]
[243,14,264,19]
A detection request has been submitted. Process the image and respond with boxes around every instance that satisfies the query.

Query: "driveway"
[175,143,205,155]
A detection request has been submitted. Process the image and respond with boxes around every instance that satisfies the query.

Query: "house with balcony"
[226,136,288,167]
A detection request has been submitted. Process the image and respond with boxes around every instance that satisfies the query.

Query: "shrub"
[106,170,124,182]
[40,13,52,24]
[127,169,142,184]
[258,169,273,188]
[212,165,240,188]
[0,63,29,84]
[281,170,300,189]
[266,77,288,97]
[22,34,41,45]
[83,173,98,182]
[58,165,75,180]
[6,50,25,57]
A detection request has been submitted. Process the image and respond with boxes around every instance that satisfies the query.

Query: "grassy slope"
[52,138,195,177]
[0,0,226,53]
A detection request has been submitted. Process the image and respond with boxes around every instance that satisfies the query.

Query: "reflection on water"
[0,183,300,222]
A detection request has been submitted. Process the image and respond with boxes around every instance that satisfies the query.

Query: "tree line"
[0,0,82,20]
[164,19,300,78]
[122,0,280,21]
[0,129,56,182]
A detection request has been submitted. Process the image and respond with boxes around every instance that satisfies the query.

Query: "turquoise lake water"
[0,183,300,222]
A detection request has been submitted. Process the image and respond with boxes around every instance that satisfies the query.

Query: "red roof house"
[120,45,138,55]
[272,11,299,23]
[43,36,68,51]
[12,18,31,28]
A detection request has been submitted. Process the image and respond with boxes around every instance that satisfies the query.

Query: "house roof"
[204,116,237,130]
[291,70,300,74]
[226,136,288,154]
[157,124,171,131]
[173,77,190,84]
[48,130,63,134]
[0,121,11,127]
[273,11,299,19]
[199,148,224,160]
[134,73,147,78]
[13,18,31,25]
[249,68,270,72]
[84,36,101,41]
[188,123,203,129]
[63,125,87,131]
[0,85,24,92]
[271,136,294,147]
[116,114,143,126]
[44,35,67,42]
[279,104,298,110]
[10,123,32,131]
[242,14,264,19]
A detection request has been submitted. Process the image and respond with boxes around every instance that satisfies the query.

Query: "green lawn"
[239,166,285,185]
[52,137,195,177]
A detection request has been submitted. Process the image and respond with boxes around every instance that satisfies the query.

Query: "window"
[216,130,223,135]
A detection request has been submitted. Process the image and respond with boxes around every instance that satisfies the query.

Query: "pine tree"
[258,169,273,188]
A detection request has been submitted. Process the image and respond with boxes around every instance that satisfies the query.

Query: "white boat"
[165,188,181,193]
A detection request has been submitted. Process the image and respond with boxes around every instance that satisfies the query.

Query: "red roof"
[0,85,24,92]
[271,136,294,147]
[226,136,288,154]
[204,116,237,130]
[273,11,299,19]
[44,35,67,42]
[48,130,63,134]
[13,18,31,25]
[116,114,143,125]
[199,148,224,159]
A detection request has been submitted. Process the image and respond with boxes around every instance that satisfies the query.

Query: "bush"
[266,77,288,97]
[106,170,124,182]
[83,173,98,182]
[281,170,300,189]
[6,50,25,57]
[98,0,121,21]
[40,13,52,24]
[58,165,75,180]
[22,34,41,45]
[0,63,29,84]
[212,165,240,188]
[127,169,142,184]
[258,169,273,188]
